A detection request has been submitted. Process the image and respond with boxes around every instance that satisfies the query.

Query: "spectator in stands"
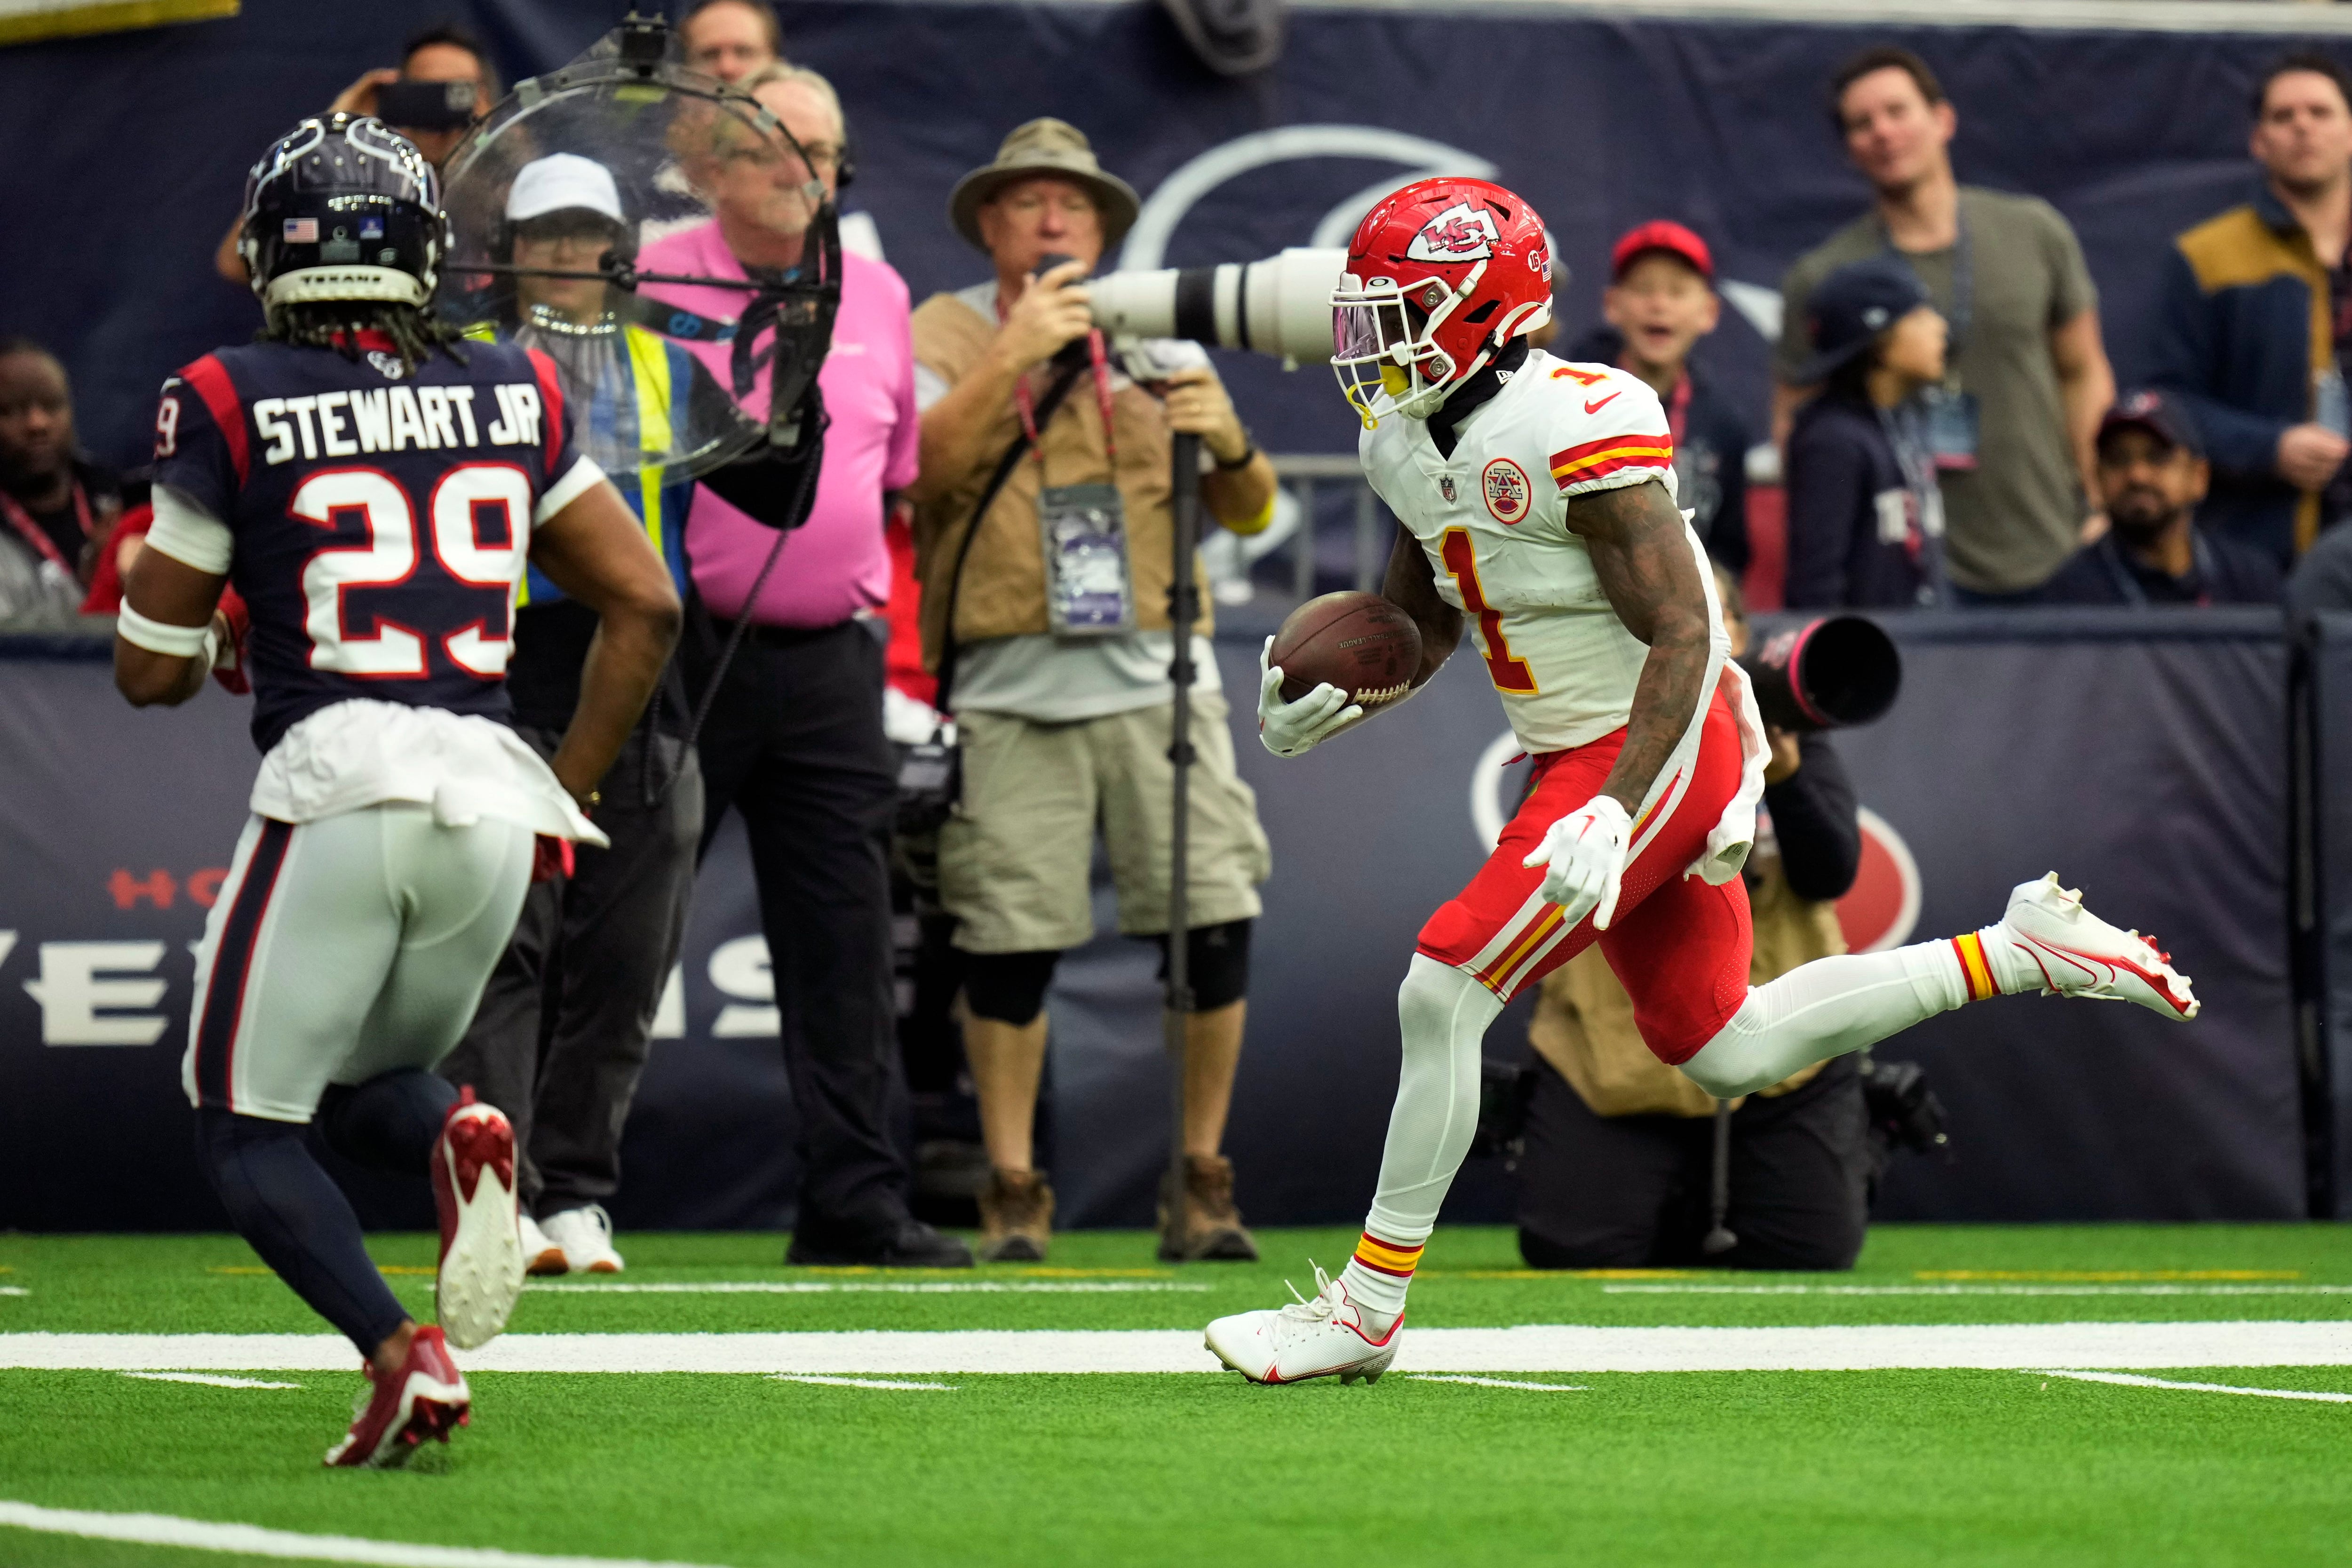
[910,119,1278,1264]
[2149,54,2352,571]
[1776,46,2113,605]
[635,66,968,1268]
[435,155,712,1278]
[0,338,126,626]
[1516,564,1869,1271]
[1783,259,1950,609]
[681,0,783,82]
[213,24,497,284]
[1564,221,1749,574]
[2040,391,2281,607]
[2289,514,2352,616]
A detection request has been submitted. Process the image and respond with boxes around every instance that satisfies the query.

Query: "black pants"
[439,727,702,1217]
[690,617,911,1239]
[1515,1054,1868,1271]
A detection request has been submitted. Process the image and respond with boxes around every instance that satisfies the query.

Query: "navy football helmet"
[238,114,447,310]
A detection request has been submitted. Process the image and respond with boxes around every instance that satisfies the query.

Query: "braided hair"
[257,301,469,376]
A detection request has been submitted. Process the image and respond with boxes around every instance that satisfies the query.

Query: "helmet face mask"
[239,114,449,312]
[1329,179,1555,427]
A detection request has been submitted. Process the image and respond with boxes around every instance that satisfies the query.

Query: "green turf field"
[3,1224,2351,1567]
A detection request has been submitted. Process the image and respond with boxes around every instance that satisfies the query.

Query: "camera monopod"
[1160,430,1205,1261]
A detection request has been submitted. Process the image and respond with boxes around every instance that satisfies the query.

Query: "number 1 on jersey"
[1439,527,1537,694]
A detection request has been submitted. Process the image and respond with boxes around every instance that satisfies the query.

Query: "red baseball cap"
[1610,220,1714,283]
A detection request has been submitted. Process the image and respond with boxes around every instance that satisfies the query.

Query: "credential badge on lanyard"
[1888,212,1981,472]
[1023,329,1136,637]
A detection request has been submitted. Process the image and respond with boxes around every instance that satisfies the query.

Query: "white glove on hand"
[1257,635,1362,758]
[1523,793,1634,931]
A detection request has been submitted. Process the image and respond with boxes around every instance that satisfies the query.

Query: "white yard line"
[0,1288,24,1297]
[5,1321,2349,1375]
[519,1281,1210,1295]
[2032,1369,2352,1404]
[1408,1375,1586,1392]
[1605,1284,2352,1297]
[0,1500,728,1568]
[122,1372,301,1390]
[770,1374,955,1391]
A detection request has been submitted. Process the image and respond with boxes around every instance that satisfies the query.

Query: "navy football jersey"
[152,337,591,754]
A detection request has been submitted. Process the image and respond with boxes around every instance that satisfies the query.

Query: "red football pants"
[1416,693,1753,1064]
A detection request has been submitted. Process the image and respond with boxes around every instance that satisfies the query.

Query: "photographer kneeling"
[909,120,1279,1263]
[1515,569,1872,1271]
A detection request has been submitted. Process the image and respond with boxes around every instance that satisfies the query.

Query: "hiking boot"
[977,1168,1053,1263]
[1159,1153,1258,1262]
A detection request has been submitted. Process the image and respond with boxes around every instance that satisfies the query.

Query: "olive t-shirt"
[1777,187,2098,595]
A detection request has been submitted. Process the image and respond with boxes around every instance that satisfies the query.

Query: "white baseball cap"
[506,154,625,224]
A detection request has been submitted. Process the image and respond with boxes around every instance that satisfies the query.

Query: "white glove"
[1257,635,1362,758]
[1523,793,1633,931]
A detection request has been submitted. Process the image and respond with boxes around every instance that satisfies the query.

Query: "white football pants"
[183,804,535,1123]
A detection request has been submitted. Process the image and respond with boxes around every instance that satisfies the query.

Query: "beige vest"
[907,292,1214,672]
[1529,855,1848,1117]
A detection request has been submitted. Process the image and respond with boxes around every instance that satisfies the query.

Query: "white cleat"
[1204,1266,1400,1386]
[519,1211,568,1277]
[431,1091,525,1352]
[541,1204,624,1274]
[1996,872,2199,1020]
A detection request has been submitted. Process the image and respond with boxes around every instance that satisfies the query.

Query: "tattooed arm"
[1380,523,1462,688]
[1563,478,1713,814]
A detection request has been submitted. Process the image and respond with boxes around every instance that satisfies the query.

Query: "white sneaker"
[519,1212,568,1277]
[1204,1266,1400,1385]
[541,1204,624,1274]
[1994,872,2199,1020]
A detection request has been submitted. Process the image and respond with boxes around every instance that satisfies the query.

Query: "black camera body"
[377,78,477,132]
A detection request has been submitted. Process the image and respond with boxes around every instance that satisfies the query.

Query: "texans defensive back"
[1204,178,2199,1386]
[113,116,682,1465]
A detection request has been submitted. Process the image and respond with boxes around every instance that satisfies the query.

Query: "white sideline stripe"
[520,1281,1212,1296]
[0,1288,24,1297]
[1605,1284,2352,1297]
[0,1500,728,1568]
[2034,1369,2352,1404]
[123,1371,301,1389]
[770,1374,955,1391]
[6,1321,2351,1374]
[1409,1375,1586,1392]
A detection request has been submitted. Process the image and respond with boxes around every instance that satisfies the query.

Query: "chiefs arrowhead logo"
[1406,202,1501,263]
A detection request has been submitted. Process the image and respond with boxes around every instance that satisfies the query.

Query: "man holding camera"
[909,119,1279,1262]
[1514,568,1872,1272]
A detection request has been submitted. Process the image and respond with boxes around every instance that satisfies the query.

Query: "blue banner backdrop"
[0,613,2306,1230]
[3,0,2352,470]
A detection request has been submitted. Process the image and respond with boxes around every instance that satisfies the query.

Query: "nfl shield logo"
[1439,475,1456,503]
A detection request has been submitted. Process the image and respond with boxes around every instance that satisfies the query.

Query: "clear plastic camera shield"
[434,30,834,488]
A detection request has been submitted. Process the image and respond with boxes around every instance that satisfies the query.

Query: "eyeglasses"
[723,138,841,174]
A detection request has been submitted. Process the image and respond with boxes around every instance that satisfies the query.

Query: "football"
[1269,591,1423,709]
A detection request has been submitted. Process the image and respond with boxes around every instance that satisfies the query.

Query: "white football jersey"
[1361,349,1764,878]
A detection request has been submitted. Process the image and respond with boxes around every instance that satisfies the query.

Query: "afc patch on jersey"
[1481,457,1531,525]
[1406,202,1500,263]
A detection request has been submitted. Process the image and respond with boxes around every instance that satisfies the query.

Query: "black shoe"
[786,1217,974,1268]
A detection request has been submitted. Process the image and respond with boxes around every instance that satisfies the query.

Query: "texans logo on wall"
[1837,808,1922,952]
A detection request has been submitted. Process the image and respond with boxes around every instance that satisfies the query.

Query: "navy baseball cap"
[2098,388,2204,458]
[1796,256,1934,385]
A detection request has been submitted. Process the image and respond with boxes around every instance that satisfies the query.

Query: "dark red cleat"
[324,1324,470,1468]
[432,1088,524,1351]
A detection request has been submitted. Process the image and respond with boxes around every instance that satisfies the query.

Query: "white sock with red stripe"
[1339,955,1503,1329]
[1680,933,2012,1100]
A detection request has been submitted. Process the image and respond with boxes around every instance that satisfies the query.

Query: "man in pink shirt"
[640,63,967,1268]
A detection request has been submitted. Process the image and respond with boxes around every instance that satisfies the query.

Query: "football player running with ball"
[1204,179,2197,1386]
[114,116,682,1464]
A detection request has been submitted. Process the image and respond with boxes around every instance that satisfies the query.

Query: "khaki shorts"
[941,692,1272,954]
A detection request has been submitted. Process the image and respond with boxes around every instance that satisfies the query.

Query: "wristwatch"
[1213,436,1260,471]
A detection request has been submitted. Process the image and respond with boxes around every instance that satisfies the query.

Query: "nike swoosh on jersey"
[1583,392,1621,414]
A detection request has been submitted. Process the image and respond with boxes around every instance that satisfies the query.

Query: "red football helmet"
[1332,177,1554,425]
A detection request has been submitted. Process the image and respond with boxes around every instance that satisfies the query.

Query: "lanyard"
[1011,329,1117,484]
[2098,532,2214,607]
[1664,370,1692,454]
[0,481,91,575]
[1882,204,1972,361]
